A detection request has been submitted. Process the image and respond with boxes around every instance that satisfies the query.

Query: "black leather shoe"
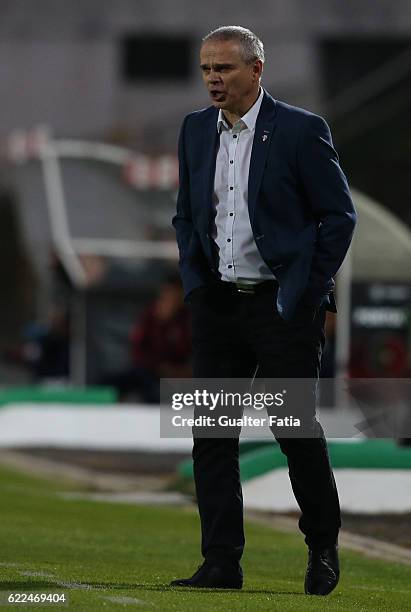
[304,546,340,596]
[170,561,243,589]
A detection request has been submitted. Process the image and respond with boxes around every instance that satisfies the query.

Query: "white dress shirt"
[211,86,275,283]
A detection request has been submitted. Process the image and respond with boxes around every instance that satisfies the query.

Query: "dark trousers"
[188,280,341,567]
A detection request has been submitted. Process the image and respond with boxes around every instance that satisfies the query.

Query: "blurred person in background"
[4,250,72,383]
[104,273,191,403]
[171,26,356,595]
[21,305,70,382]
[5,305,70,383]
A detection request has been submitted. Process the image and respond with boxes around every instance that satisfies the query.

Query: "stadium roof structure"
[350,188,411,281]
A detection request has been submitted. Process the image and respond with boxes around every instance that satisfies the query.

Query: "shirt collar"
[217,86,264,134]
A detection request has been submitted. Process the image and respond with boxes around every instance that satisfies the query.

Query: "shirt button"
[233,135,237,139]
[227,238,231,242]
[230,160,233,164]
[228,264,233,268]
[229,212,234,216]
[230,186,234,190]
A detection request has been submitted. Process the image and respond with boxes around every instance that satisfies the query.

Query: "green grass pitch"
[0,465,409,610]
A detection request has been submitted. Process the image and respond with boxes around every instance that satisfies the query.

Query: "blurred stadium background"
[0,1,411,387]
[0,2,411,605]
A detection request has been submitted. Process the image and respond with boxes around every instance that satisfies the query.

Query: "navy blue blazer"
[172,89,357,321]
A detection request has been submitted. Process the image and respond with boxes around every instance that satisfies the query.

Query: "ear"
[252,59,263,80]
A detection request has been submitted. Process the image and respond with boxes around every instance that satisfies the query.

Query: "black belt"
[213,279,279,294]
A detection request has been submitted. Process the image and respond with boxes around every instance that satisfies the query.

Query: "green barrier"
[328,439,411,469]
[0,386,117,406]
[178,440,411,481]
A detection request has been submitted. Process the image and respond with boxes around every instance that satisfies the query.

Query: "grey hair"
[202,26,265,64]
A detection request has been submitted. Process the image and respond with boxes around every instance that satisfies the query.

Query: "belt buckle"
[235,283,255,294]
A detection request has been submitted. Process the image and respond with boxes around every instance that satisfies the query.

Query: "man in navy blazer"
[171,26,356,595]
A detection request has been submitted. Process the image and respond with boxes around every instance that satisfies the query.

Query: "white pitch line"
[14,567,142,594]
[352,584,411,594]
[14,568,155,605]
[19,571,56,578]
[16,569,95,591]
[101,596,152,606]
[54,581,94,591]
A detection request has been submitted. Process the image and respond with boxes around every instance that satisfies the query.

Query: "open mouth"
[210,90,226,100]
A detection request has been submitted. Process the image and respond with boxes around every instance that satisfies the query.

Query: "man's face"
[200,39,262,113]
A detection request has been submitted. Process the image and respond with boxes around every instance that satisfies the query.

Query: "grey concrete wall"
[0,0,409,148]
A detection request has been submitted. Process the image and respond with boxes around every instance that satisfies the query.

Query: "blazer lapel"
[203,108,219,229]
[248,91,278,224]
